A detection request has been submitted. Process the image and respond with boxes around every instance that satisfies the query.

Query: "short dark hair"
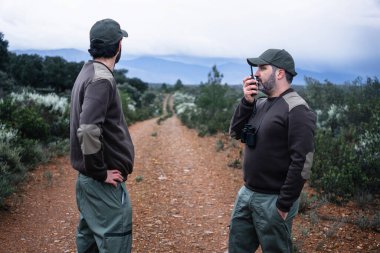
[271,65,293,84]
[285,71,293,84]
[88,40,120,59]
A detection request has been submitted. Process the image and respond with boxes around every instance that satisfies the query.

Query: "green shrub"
[43,170,53,187]
[18,138,49,168]
[228,159,241,169]
[311,128,363,203]
[372,212,380,232]
[298,191,310,213]
[173,85,241,136]
[47,139,70,156]
[135,175,144,183]
[13,107,50,140]
[215,139,224,152]
[50,117,69,139]
[0,141,26,207]
[357,216,371,230]
[310,78,380,203]
[193,83,238,135]
[119,88,163,124]
[173,66,242,136]
[0,91,69,141]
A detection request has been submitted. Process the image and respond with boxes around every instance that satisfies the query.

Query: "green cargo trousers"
[75,173,132,253]
[228,186,299,253]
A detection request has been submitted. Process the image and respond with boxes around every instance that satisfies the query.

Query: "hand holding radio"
[242,75,259,103]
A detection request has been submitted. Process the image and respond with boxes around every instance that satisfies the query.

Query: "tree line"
[0,32,151,97]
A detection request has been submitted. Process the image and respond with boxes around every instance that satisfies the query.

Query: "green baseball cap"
[90,18,128,46]
[247,49,297,76]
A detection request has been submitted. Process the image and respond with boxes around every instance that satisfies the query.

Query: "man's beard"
[260,70,276,95]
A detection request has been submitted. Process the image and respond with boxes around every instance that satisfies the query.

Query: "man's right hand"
[104,169,124,187]
[243,76,259,103]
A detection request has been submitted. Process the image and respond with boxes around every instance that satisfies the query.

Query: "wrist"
[242,97,255,106]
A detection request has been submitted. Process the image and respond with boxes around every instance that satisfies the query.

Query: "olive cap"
[247,49,297,76]
[90,18,128,46]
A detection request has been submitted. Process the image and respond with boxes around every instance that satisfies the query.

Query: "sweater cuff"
[241,97,255,107]
[276,200,291,213]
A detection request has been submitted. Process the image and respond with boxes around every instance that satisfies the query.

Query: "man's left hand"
[277,208,288,220]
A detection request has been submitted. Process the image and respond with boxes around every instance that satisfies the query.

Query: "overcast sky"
[1,0,379,73]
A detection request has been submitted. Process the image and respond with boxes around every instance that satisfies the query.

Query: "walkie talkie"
[250,65,255,80]
[250,65,258,97]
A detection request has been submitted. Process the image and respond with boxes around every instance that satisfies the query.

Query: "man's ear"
[277,69,286,80]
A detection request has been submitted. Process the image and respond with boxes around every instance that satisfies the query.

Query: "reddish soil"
[0,100,379,252]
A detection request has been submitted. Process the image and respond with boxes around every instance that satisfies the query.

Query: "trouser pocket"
[104,230,132,253]
[253,193,295,253]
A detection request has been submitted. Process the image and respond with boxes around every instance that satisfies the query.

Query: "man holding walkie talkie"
[228,49,317,253]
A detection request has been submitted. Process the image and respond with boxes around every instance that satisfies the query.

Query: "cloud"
[0,0,379,72]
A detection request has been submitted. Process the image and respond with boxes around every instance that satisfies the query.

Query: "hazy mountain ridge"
[13,49,364,85]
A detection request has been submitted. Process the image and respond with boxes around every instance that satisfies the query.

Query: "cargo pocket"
[104,230,132,253]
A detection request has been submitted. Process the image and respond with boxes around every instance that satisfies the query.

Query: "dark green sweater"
[229,89,316,212]
[70,61,134,181]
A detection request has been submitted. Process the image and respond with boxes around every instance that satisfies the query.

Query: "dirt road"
[128,116,242,252]
[0,99,242,253]
[0,96,378,252]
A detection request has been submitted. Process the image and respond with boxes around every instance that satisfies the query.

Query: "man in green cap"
[228,49,316,252]
[70,18,134,253]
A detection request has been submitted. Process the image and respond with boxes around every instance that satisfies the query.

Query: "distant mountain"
[12,48,370,85]
[117,57,210,84]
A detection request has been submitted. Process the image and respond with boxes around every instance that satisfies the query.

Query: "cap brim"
[247,58,269,67]
[121,29,128,38]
